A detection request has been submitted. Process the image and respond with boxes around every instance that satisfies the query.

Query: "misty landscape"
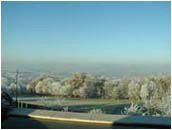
[2,62,171,116]
[1,1,171,129]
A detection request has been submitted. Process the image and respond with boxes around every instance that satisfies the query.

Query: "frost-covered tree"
[159,93,171,116]
[51,82,62,96]
[27,75,48,93]
[59,84,73,97]
[140,81,157,101]
[103,80,120,99]
[128,79,142,102]
[79,82,97,98]
[35,81,43,94]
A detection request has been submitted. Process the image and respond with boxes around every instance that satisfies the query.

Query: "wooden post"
[21,101,23,109]
[17,100,20,109]
[15,70,19,106]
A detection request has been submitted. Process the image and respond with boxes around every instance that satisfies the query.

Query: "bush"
[123,103,163,116]
[125,76,171,116]
[89,109,104,114]
[51,82,62,96]
[128,79,142,102]
[64,73,105,98]
[59,84,73,97]
[103,80,120,99]
[27,75,48,93]
[123,103,143,116]
[140,81,157,101]
[158,93,171,116]
[78,82,98,98]
[22,72,171,114]
[34,78,54,95]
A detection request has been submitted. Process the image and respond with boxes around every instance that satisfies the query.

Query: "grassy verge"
[18,96,130,115]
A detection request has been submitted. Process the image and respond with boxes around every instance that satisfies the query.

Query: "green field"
[18,96,130,115]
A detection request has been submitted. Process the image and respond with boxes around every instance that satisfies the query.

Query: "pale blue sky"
[2,1,171,65]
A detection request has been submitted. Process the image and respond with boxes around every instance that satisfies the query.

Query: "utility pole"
[15,69,19,105]
[2,69,31,107]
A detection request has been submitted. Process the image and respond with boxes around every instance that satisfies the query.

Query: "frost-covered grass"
[19,97,130,114]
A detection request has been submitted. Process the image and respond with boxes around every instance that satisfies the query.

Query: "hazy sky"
[2,2,171,65]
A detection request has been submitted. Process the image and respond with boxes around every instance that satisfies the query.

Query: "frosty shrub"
[65,73,105,98]
[59,84,73,97]
[27,75,48,93]
[1,77,8,87]
[1,76,25,95]
[34,77,54,95]
[150,76,171,93]
[157,93,171,116]
[72,89,81,97]
[67,72,87,88]
[1,77,12,94]
[41,78,54,94]
[35,81,43,94]
[79,81,98,98]
[156,77,171,96]
[123,103,162,116]
[140,80,168,109]
[51,82,62,96]
[64,72,89,97]
[103,80,120,99]
[35,78,73,96]
[50,82,74,97]
[125,77,171,116]
[21,73,170,109]
[140,81,157,101]
[89,109,104,114]
[88,108,105,120]
[72,79,101,98]
[128,79,142,102]
[117,79,130,99]
[123,103,143,116]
